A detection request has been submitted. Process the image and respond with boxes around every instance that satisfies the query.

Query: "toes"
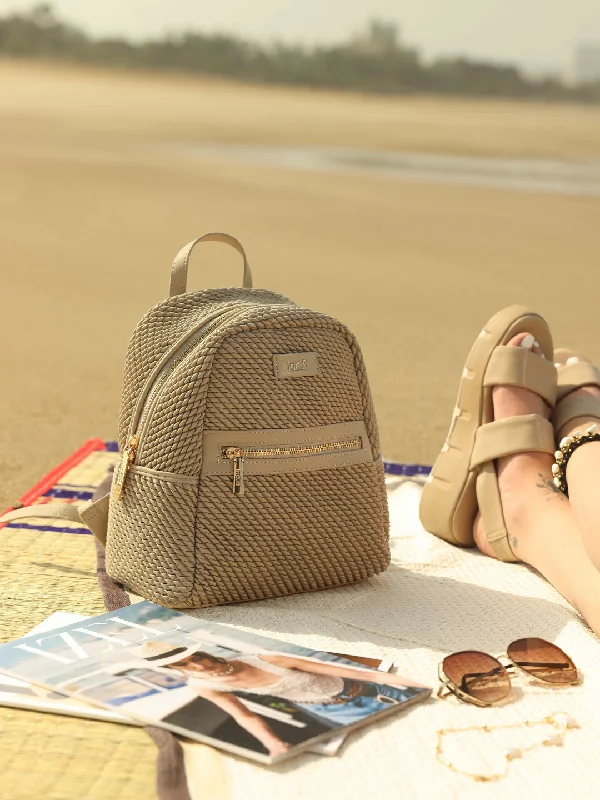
[493,332,552,420]
[555,355,582,369]
[508,332,545,359]
[555,357,581,368]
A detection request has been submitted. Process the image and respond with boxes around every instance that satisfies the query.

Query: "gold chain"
[436,712,579,782]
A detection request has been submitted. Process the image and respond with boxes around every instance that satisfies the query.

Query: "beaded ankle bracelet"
[553,424,600,497]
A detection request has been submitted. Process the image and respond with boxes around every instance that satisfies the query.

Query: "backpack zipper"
[113,305,248,500]
[222,438,363,495]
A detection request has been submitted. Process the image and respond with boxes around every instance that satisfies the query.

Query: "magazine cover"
[0,601,430,764]
[0,612,394,757]
[0,612,133,725]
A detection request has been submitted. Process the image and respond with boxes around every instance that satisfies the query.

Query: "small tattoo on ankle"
[510,536,518,550]
[536,473,567,502]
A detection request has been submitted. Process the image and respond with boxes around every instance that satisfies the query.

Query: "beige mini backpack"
[1,234,390,608]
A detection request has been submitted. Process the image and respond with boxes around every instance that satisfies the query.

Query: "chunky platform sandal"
[419,305,557,562]
[553,348,600,441]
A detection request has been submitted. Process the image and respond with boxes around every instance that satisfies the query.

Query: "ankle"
[496,454,564,529]
[565,439,600,489]
[558,416,600,444]
[496,452,555,486]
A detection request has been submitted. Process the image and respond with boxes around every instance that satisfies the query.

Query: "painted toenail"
[554,362,561,368]
[520,335,535,350]
[567,357,580,365]
[533,339,540,348]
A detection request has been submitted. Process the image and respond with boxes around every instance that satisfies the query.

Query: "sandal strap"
[553,394,600,438]
[476,464,518,562]
[483,346,557,407]
[470,414,555,469]
[556,361,600,401]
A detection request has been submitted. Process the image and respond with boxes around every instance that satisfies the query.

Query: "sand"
[1,59,600,509]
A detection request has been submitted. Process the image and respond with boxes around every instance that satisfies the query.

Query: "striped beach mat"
[0,440,429,538]
[0,440,160,800]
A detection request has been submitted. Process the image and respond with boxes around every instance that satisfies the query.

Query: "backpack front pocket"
[201,421,371,494]
[192,454,389,607]
[190,420,388,607]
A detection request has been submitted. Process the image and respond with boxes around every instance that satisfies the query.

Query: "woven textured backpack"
[1,234,390,608]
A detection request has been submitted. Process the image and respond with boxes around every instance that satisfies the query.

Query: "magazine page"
[0,612,391,756]
[0,601,430,765]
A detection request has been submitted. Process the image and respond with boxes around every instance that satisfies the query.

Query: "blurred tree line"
[1,4,598,103]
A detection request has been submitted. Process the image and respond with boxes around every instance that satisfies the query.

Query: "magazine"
[0,601,430,764]
[0,612,394,757]
[0,612,132,725]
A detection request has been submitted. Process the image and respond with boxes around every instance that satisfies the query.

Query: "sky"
[0,0,599,76]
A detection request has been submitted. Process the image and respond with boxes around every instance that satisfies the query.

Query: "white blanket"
[183,477,599,799]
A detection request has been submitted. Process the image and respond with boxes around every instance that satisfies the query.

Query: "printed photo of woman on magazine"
[138,641,418,757]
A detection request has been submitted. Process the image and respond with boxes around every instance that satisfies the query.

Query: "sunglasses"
[438,638,578,707]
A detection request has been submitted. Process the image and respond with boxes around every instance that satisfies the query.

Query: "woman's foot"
[473,333,564,561]
[555,355,600,445]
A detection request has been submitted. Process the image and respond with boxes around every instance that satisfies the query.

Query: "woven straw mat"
[0,440,157,800]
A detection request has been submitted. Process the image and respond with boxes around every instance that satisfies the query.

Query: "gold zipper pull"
[224,447,245,495]
[112,435,139,501]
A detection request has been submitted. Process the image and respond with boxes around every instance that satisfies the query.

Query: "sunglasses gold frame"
[437,642,578,707]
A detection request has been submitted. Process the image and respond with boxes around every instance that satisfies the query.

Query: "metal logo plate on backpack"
[273,352,320,379]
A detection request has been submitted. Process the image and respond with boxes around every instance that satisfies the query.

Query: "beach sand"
[1,59,600,509]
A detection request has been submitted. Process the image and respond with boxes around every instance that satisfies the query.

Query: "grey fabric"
[147,728,194,800]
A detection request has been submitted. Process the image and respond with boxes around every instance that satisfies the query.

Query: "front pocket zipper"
[222,438,363,495]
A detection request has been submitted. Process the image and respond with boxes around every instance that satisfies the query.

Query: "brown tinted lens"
[442,651,511,704]
[507,638,578,684]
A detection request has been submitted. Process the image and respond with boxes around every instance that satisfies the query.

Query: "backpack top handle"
[169,232,253,297]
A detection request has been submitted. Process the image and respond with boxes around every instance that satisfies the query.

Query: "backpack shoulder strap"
[0,494,109,547]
